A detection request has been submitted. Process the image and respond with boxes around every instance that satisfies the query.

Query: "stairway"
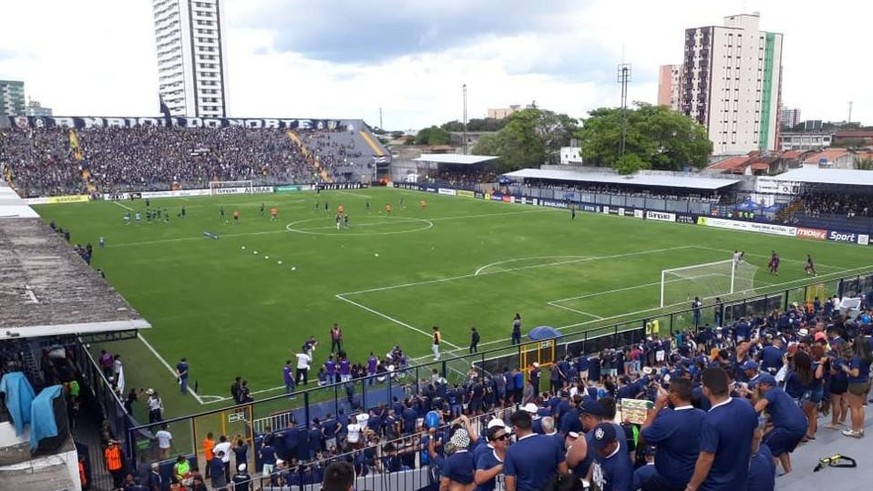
[286,130,332,183]
[20,348,44,387]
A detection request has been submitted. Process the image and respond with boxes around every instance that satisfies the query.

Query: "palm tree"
[853,156,873,170]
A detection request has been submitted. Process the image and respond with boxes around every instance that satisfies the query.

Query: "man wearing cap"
[475,424,511,491]
[748,373,807,474]
[504,410,567,491]
[589,422,633,491]
[685,367,758,491]
[231,463,252,491]
[738,360,760,385]
[640,378,706,491]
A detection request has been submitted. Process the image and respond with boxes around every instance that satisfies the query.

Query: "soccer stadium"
[3,7,873,491]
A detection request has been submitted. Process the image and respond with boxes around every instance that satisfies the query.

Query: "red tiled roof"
[781,150,805,159]
[707,156,752,171]
[802,149,849,163]
[834,130,873,138]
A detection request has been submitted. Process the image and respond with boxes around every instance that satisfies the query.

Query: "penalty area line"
[335,294,462,350]
[112,201,134,211]
[138,334,206,405]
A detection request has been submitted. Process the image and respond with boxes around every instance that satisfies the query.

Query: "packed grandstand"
[2,115,873,491]
[0,116,390,197]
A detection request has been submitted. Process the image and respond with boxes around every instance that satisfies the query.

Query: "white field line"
[464,262,873,354]
[339,245,697,297]
[112,201,134,211]
[108,209,547,248]
[335,294,462,350]
[695,246,846,272]
[138,334,205,404]
[474,256,594,276]
[546,301,604,319]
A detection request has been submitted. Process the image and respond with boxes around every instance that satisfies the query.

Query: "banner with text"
[697,217,796,237]
[5,115,348,131]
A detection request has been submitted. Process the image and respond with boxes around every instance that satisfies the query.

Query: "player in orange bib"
[270,207,278,221]
[338,204,345,215]
[385,204,392,214]
[232,210,240,223]
[420,199,427,209]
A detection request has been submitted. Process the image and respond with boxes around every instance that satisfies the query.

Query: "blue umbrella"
[528,326,561,341]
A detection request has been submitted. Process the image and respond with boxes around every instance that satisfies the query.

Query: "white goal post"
[209,180,254,196]
[660,259,758,308]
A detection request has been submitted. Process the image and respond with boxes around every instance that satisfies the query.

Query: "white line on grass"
[112,201,134,211]
[138,334,206,404]
[546,301,604,319]
[339,245,697,297]
[335,294,462,350]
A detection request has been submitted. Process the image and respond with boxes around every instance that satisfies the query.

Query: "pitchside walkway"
[777,414,873,490]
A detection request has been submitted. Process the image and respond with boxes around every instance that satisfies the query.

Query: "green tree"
[615,154,647,175]
[440,120,465,132]
[470,108,578,171]
[415,126,451,145]
[575,103,712,171]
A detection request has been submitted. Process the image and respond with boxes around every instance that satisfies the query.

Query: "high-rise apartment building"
[0,80,26,116]
[680,13,783,155]
[780,107,801,129]
[153,0,229,118]
[656,65,683,111]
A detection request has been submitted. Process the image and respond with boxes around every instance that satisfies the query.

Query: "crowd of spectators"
[517,182,725,204]
[220,296,873,491]
[799,191,873,218]
[0,127,86,197]
[430,168,499,189]
[0,126,382,198]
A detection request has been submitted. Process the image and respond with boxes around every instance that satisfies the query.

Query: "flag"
[159,96,172,125]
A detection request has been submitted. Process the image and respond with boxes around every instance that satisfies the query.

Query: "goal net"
[209,180,253,196]
[660,259,758,308]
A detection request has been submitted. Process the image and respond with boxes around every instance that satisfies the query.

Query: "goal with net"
[209,180,254,196]
[660,259,758,308]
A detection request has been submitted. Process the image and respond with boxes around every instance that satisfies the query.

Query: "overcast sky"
[0,0,867,130]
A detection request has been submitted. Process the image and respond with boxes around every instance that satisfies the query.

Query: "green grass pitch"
[33,188,873,421]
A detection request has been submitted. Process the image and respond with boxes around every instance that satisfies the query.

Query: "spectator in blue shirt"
[504,410,568,491]
[759,338,785,374]
[633,447,658,491]
[685,367,758,491]
[429,427,475,489]
[475,424,510,491]
[840,338,872,438]
[747,427,775,491]
[640,378,706,491]
[749,373,807,474]
[589,422,633,491]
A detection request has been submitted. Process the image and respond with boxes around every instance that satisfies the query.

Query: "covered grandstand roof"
[766,166,873,186]
[501,168,741,190]
[413,154,499,165]
[0,180,39,218]
[0,183,150,339]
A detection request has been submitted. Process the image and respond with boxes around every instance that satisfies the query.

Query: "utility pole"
[462,83,468,155]
[379,107,383,130]
[617,63,632,159]
[848,101,853,124]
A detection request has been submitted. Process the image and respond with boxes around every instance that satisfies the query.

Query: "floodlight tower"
[617,63,632,159]
[463,83,468,155]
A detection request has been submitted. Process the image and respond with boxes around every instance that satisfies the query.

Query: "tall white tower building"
[153,0,229,118]
[681,13,783,155]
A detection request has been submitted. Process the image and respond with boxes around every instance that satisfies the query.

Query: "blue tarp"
[0,372,36,436]
[734,199,762,212]
[29,385,63,450]
[528,326,561,341]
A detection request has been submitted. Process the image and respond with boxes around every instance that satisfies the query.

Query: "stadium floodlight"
[208,180,254,196]
[660,259,758,308]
